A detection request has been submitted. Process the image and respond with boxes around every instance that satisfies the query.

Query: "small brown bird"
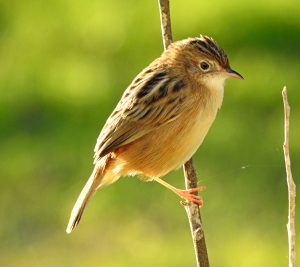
[66,35,243,233]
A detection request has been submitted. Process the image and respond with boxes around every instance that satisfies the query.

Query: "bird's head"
[165,35,243,88]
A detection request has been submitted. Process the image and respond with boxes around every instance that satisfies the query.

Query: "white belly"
[174,82,224,168]
[174,111,214,168]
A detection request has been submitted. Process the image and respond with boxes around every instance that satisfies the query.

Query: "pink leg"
[174,186,205,206]
[153,177,205,206]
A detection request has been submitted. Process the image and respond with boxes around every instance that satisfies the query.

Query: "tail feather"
[66,175,99,234]
[66,156,114,234]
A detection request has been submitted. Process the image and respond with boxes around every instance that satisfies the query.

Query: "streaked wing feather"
[94,66,187,162]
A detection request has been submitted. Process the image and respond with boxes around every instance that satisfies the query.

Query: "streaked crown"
[187,35,229,68]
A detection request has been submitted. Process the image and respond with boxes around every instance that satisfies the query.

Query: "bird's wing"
[93,66,188,162]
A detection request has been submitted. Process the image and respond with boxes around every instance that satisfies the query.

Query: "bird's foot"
[174,186,205,206]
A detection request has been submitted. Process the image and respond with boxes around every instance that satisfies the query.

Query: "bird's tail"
[66,155,116,234]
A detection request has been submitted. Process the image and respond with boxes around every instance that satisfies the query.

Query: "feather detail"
[66,155,115,233]
[94,69,188,162]
[93,35,231,163]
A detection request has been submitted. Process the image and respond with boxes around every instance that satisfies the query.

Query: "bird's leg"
[153,177,205,206]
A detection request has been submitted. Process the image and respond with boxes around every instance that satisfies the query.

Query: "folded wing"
[94,65,188,163]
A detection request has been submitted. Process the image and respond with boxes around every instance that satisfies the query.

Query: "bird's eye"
[199,61,210,71]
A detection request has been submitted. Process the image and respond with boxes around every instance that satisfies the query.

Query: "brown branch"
[157,1,209,266]
[282,86,296,267]
[183,160,210,267]
[158,0,173,49]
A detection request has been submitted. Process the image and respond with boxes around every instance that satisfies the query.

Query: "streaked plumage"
[66,35,243,233]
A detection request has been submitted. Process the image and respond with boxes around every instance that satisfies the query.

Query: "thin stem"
[183,159,210,267]
[282,86,296,267]
[158,0,173,49]
[157,1,209,266]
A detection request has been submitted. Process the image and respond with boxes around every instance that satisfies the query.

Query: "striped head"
[165,35,243,82]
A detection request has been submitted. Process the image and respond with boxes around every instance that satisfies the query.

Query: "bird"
[66,35,243,234]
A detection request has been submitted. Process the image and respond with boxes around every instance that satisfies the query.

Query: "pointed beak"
[226,68,244,80]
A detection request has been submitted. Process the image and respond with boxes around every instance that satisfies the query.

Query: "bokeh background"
[0,0,299,266]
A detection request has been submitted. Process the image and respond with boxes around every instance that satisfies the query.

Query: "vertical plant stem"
[282,86,296,267]
[183,159,210,267]
[158,0,173,49]
[158,1,209,266]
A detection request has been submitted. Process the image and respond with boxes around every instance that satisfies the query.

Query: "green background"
[0,0,299,266]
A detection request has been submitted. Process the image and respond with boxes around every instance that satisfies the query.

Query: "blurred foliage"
[0,0,299,266]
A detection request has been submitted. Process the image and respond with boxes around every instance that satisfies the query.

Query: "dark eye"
[200,61,210,71]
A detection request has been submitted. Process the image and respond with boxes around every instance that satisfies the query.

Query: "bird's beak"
[226,68,244,80]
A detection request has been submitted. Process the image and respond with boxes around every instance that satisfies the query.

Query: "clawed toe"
[188,185,206,193]
[175,187,204,207]
[151,177,205,207]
